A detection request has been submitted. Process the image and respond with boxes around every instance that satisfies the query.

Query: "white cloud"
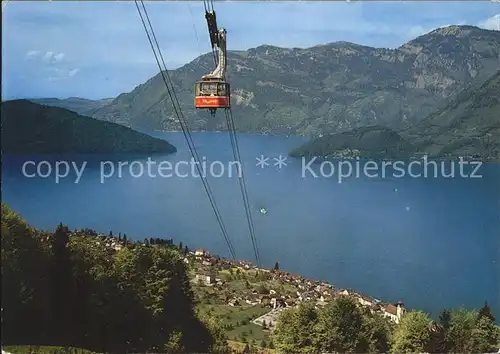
[53,52,65,62]
[478,13,500,30]
[41,51,65,63]
[24,50,65,63]
[25,50,40,59]
[44,67,80,81]
[42,51,54,62]
[68,68,79,77]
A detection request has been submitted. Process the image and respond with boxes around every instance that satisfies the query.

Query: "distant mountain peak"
[77,26,500,140]
[429,24,485,37]
[398,24,500,54]
[325,40,363,48]
[248,44,286,52]
[246,41,371,54]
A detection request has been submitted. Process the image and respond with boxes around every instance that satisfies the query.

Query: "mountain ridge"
[21,25,500,142]
[1,99,177,154]
[88,25,500,136]
[29,97,113,117]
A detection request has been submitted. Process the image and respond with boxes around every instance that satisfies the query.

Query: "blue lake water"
[2,132,499,319]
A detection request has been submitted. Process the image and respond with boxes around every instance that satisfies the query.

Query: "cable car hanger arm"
[201,27,226,81]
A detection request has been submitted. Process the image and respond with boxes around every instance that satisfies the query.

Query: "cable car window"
[201,82,217,93]
[218,83,226,96]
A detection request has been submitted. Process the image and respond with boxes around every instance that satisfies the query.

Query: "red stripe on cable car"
[195,96,230,108]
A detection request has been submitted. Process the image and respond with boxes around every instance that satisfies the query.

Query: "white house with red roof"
[382,301,405,323]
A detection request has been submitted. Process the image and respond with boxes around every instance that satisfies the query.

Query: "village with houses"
[81,232,408,347]
[186,247,406,344]
[26,231,497,353]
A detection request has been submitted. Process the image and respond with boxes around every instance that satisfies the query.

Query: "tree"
[472,315,500,353]
[198,314,230,354]
[164,331,184,353]
[240,331,248,342]
[429,309,452,353]
[361,312,392,353]
[1,203,50,344]
[273,302,319,353]
[447,308,478,353]
[257,284,269,294]
[50,222,73,344]
[440,309,452,329]
[478,301,495,322]
[390,311,432,353]
[315,295,365,353]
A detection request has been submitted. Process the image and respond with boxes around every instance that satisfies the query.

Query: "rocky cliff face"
[403,70,500,159]
[290,71,500,161]
[85,26,498,136]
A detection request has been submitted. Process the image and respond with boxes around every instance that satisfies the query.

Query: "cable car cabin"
[194,80,230,114]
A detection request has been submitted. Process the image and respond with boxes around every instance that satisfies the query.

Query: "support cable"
[135,0,236,259]
[224,108,261,267]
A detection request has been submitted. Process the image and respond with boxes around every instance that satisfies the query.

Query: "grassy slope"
[2,346,96,354]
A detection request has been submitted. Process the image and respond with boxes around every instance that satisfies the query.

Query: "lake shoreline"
[153,130,500,163]
[3,132,498,320]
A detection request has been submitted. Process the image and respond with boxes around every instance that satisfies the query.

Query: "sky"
[2,1,499,100]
